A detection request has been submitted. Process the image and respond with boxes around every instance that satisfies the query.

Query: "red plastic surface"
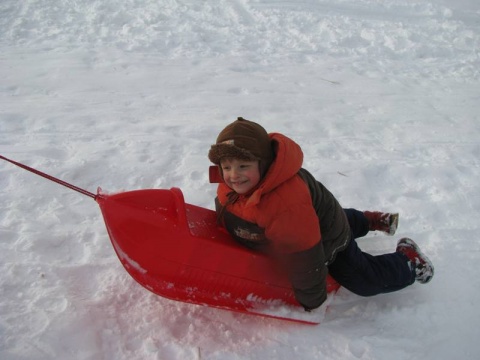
[96,188,339,323]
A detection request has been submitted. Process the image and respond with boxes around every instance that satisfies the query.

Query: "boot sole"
[388,213,399,235]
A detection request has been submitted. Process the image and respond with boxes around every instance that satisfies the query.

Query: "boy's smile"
[220,158,261,194]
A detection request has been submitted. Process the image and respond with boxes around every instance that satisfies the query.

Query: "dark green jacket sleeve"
[282,241,328,310]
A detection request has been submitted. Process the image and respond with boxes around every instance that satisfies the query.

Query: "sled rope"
[0,155,98,200]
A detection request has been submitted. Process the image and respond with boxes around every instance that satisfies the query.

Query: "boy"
[208,117,434,311]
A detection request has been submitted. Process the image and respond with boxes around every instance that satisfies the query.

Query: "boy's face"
[220,158,261,194]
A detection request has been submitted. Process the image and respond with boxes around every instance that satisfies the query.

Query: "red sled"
[0,155,340,324]
[96,187,340,324]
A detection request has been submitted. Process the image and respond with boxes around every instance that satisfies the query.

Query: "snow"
[1,0,479,358]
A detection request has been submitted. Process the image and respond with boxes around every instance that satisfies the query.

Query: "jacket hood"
[245,133,303,206]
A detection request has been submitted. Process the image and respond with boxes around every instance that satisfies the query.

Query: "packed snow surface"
[1,0,479,359]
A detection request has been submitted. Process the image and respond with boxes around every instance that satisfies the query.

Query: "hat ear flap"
[258,140,275,178]
[209,165,224,183]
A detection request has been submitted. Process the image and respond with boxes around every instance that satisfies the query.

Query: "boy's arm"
[280,241,328,311]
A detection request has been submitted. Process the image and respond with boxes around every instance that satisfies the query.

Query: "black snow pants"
[328,208,415,296]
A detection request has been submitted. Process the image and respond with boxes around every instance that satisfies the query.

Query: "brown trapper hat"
[208,117,274,176]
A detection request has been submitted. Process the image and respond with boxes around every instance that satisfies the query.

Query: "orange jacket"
[214,133,351,310]
[216,133,321,254]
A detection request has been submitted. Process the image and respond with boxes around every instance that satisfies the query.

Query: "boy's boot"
[396,238,434,284]
[363,211,399,235]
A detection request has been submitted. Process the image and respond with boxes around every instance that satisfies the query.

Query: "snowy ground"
[1,0,480,359]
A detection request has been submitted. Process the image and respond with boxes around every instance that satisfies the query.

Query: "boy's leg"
[344,208,399,237]
[343,208,370,239]
[328,237,415,296]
